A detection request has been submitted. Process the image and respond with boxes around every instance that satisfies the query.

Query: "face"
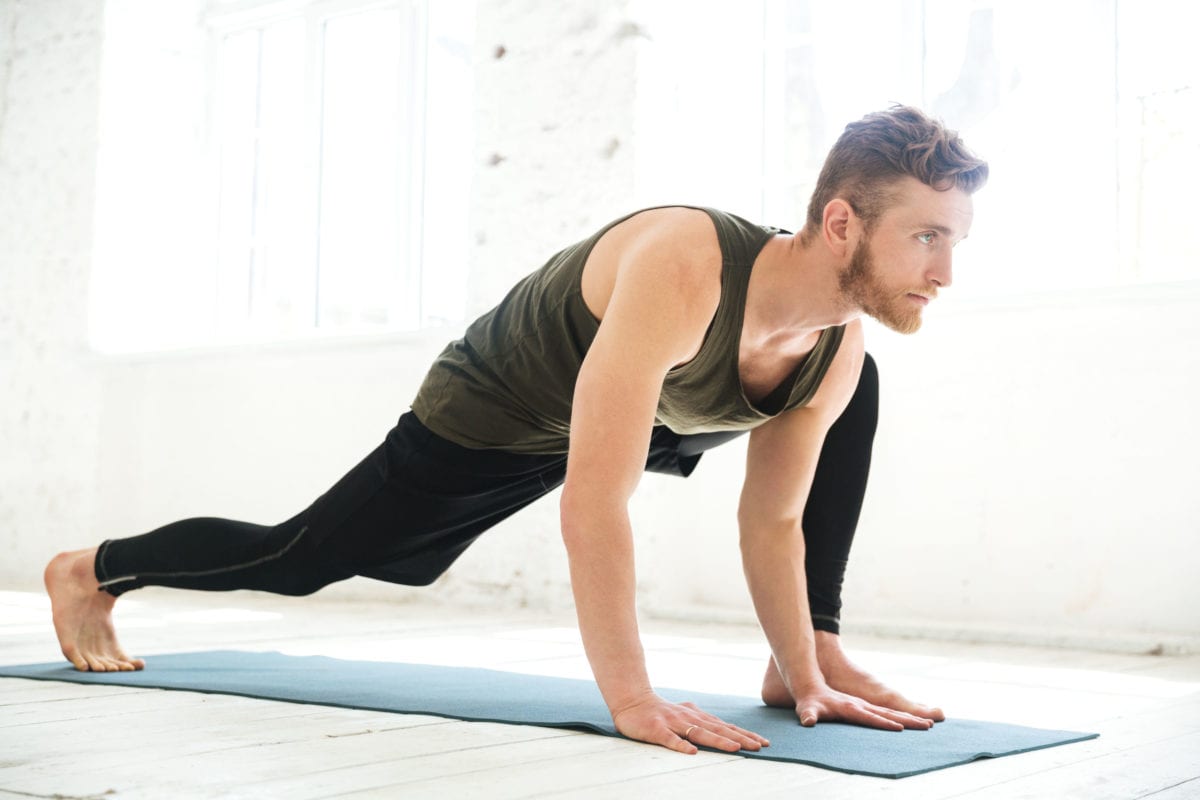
[838,177,974,334]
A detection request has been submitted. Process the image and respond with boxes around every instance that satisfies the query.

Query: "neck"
[744,234,861,343]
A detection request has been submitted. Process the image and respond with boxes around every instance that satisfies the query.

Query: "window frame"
[202,0,429,338]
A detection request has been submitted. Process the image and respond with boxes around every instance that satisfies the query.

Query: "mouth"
[906,293,932,306]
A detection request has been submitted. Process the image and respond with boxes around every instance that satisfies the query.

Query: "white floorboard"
[1,589,1197,799]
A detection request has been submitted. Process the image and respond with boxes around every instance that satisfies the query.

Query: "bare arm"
[739,320,933,731]
[560,211,768,755]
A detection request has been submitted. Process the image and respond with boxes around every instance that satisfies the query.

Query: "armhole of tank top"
[789,324,848,410]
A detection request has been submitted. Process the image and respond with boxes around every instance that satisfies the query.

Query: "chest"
[737,332,821,406]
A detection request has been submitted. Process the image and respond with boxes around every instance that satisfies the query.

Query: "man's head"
[806,106,987,334]
[802,105,988,244]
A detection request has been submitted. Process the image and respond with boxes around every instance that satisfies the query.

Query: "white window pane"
[255,17,313,330]
[216,28,261,324]
[924,1,1120,297]
[420,0,474,326]
[317,7,411,330]
[1116,0,1200,282]
[759,0,926,229]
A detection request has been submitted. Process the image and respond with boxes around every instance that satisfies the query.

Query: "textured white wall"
[0,0,106,579]
[468,0,639,313]
[2,1,1197,652]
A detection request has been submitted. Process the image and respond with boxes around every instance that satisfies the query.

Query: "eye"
[916,232,936,245]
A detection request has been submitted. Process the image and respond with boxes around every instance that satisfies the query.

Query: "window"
[633,0,1199,300]
[89,0,473,353]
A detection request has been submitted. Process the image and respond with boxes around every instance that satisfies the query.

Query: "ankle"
[48,548,102,593]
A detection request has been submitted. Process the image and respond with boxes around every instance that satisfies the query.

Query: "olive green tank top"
[411,206,845,454]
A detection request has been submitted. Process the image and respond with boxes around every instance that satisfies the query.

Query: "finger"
[662,730,699,755]
[682,705,770,748]
[915,704,946,722]
[872,690,946,723]
[851,709,905,731]
[697,723,765,751]
[688,712,770,748]
[686,726,749,753]
[854,714,902,734]
[719,722,770,748]
[871,705,935,730]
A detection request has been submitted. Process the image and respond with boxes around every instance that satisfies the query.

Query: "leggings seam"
[95,539,113,585]
[96,524,312,590]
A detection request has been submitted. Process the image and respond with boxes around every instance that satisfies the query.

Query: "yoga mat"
[0,650,1097,779]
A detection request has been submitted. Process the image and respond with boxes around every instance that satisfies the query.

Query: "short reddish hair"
[802,105,988,242]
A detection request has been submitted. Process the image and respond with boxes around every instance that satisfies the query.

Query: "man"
[45,105,987,756]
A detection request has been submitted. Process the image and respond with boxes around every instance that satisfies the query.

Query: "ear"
[822,199,857,258]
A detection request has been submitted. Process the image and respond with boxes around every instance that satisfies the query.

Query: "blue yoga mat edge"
[0,649,1099,780]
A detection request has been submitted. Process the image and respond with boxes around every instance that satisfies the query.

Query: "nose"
[929,251,953,290]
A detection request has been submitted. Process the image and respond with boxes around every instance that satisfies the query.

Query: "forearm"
[740,522,825,696]
[560,494,652,714]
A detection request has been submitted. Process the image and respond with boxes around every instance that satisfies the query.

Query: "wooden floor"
[1,589,1198,799]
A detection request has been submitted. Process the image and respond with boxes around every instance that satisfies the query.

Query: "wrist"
[773,653,826,698]
[606,686,657,719]
[787,673,828,701]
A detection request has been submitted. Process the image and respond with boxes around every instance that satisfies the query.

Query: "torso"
[582,208,822,408]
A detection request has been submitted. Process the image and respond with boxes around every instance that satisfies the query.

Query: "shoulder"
[611,206,722,274]
[582,207,724,327]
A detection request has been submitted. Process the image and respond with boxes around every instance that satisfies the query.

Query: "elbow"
[559,480,628,552]
[559,481,600,550]
[559,485,587,548]
[738,507,805,558]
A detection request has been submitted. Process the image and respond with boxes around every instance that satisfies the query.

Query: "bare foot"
[760,637,945,722]
[44,548,145,672]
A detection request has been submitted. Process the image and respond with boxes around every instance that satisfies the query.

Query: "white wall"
[850,287,1200,650]
[0,0,106,581]
[2,0,1197,653]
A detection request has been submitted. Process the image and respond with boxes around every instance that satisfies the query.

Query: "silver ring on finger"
[684,725,698,739]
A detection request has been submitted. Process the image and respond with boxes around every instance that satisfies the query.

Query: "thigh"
[328,413,567,585]
[644,425,748,477]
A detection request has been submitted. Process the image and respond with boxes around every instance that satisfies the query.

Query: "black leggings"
[96,355,878,634]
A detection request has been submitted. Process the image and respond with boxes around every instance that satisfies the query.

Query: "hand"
[611,692,771,754]
[792,678,935,731]
[815,632,945,723]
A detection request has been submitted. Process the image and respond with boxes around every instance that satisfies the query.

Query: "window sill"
[936,279,1200,317]
[87,323,465,365]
